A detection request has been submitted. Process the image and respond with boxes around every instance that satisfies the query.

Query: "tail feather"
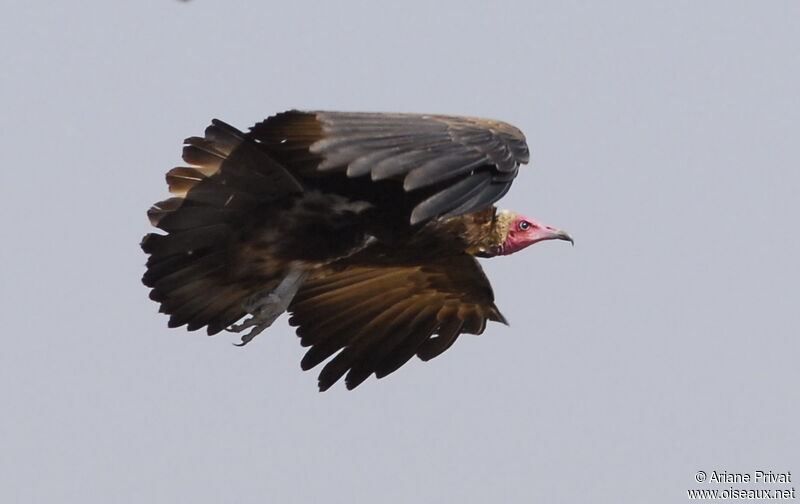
[181,139,229,172]
[167,283,244,330]
[142,119,303,335]
[149,200,238,232]
[185,290,250,331]
[165,167,210,196]
[142,251,199,287]
[207,301,252,335]
[141,225,232,258]
[148,252,228,295]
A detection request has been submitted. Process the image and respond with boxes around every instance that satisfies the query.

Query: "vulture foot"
[227,267,309,346]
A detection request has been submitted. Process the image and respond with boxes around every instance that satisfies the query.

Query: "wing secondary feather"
[288,253,506,390]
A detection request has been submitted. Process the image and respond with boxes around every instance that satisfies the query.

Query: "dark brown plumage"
[142,110,570,390]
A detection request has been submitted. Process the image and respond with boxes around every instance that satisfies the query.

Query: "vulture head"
[496,210,573,256]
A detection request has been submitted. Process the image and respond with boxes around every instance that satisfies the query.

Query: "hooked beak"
[546,229,574,246]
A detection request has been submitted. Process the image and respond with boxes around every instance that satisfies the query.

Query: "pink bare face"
[499,215,573,256]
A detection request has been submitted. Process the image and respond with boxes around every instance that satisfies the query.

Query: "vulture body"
[142,111,571,390]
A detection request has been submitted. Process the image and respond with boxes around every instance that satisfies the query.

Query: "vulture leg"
[228,267,309,345]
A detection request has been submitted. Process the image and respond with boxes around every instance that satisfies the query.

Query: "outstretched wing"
[249,110,530,224]
[288,253,507,391]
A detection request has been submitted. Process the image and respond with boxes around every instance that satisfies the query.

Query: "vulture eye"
[518,221,531,231]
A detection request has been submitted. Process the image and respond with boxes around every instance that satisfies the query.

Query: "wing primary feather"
[294,290,408,347]
[416,316,463,362]
[410,173,491,224]
[370,150,441,181]
[374,306,440,379]
[403,155,488,191]
[439,181,511,220]
[298,295,406,370]
[343,301,423,389]
[317,300,418,390]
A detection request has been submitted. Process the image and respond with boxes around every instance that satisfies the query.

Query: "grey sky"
[1,1,798,503]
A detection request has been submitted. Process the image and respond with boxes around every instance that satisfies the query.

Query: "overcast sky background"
[1,1,798,503]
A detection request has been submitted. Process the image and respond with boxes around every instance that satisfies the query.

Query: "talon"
[224,267,309,345]
[233,323,269,346]
[225,317,258,333]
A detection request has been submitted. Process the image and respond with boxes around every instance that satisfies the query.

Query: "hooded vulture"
[142,110,572,390]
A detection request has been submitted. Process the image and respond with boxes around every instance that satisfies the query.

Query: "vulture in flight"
[142,111,572,390]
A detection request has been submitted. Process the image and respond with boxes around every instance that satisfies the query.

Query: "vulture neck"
[450,208,510,258]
